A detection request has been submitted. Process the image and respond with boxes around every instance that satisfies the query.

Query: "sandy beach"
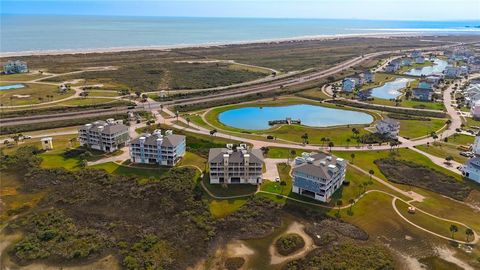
[0,31,424,58]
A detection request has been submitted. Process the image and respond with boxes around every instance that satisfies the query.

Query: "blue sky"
[2,0,479,20]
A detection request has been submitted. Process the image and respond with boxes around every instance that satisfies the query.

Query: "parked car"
[274,177,280,182]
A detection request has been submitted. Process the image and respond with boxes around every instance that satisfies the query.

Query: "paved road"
[1,41,466,126]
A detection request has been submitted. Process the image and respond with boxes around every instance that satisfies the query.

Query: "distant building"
[342,78,356,92]
[464,84,480,108]
[412,88,434,101]
[471,100,480,119]
[445,66,461,78]
[411,50,422,58]
[363,70,375,83]
[402,58,413,66]
[3,60,28,74]
[415,56,425,64]
[158,90,167,98]
[385,59,401,73]
[208,144,264,184]
[129,129,186,166]
[78,119,129,152]
[41,137,53,150]
[459,66,469,76]
[292,152,346,202]
[375,118,400,139]
[425,75,442,86]
[463,134,480,183]
[418,80,434,90]
[59,84,68,93]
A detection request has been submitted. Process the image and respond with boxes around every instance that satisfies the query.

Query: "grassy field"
[295,86,332,100]
[397,60,434,74]
[394,199,470,240]
[366,97,445,111]
[0,72,48,82]
[90,162,170,181]
[259,163,292,203]
[208,198,248,218]
[398,118,446,139]
[463,117,480,129]
[203,97,376,146]
[415,143,468,164]
[86,90,121,97]
[0,83,74,106]
[56,97,118,106]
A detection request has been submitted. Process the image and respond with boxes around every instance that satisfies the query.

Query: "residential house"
[411,50,422,58]
[342,78,356,92]
[375,118,400,139]
[415,56,425,64]
[445,66,461,78]
[385,59,401,73]
[463,134,480,183]
[208,144,264,184]
[425,75,442,87]
[363,70,375,83]
[292,152,346,202]
[412,88,434,101]
[129,129,186,166]
[401,58,413,66]
[78,119,129,152]
[3,60,28,74]
[471,100,480,119]
[464,84,480,108]
[463,157,480,184]
[460,66,469,76]
[418,80,434,90]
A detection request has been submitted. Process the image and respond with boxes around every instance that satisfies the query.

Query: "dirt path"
[268,221,315,265]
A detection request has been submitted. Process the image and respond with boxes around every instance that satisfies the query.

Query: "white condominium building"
[129,129,186,167]
[78,119,129,152]
[292,152,346,202]
[208,144,264,184]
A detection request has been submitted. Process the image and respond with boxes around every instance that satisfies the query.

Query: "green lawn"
[398,118,446,139]
[208,198,248,218]
[0,73,48,82]
[265,147,296,159]
[177,151,206,171]
[463,117,480,129]
[57,98,118,106]
[415,143,468,164]
[0,83,74,106]
[201,177,257,197]
[86,90,120,97]
[395,199,470,241]
[448,134,475,145]
[267,124,371,146]
[397,60,434,74]
[259,163,292,203]
[90,162,169,181]
[366,98,445,111]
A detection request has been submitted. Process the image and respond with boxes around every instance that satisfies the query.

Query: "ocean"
[1,15,479,54]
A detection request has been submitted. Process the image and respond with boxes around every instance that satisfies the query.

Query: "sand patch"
[436,246,474,270]
[269,221,315,265]
[12,94,30,98]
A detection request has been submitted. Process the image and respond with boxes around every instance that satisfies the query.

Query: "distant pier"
[268,117,301,126]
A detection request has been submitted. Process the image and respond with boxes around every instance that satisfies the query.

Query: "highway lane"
[0,41,468,127]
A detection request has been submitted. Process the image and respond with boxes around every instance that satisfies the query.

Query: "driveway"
[263,158,289,181]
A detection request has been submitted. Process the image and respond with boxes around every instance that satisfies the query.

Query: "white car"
[274,177,280,182]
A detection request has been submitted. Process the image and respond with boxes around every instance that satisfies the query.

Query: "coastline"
[0,31,425,58]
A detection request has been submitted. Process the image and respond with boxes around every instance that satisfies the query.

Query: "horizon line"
[2,13,480,22]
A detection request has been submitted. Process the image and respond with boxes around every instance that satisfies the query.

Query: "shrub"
[275,233,305,256]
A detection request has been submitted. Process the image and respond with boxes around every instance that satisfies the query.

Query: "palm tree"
[351,128,359,138]
[445,156,453,165]
[350,153,355,163]
[210,129,217,136]
[320,137,326,147]
[336,200,343,217]
[346,138,351,148]
[328,141,334,152]
[301,133,309,144]
[175,111,179,121]
[348,198,355,215]
[290,150,297,161]
[186,117,191,127]
[465,228,474,242]
[368,169,375,181]
[450,224,458,239]
[430,131,438,142]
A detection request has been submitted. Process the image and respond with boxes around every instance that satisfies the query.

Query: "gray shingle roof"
[130,133,185,147]
[208,148,263,164]
[293,153,343,180]
[79,121,128,134]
